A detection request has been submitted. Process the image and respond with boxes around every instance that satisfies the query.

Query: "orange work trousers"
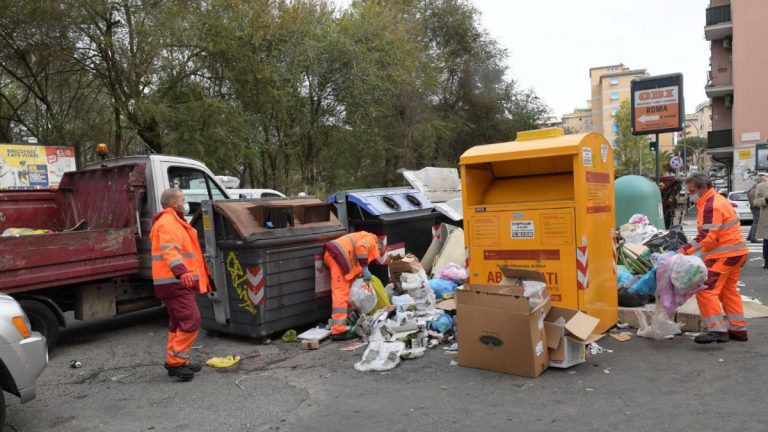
[324,251,356,335]
[695,254,747,332]
[165,293,201,366]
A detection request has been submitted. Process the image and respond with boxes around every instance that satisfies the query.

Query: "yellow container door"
[466,207,578,310]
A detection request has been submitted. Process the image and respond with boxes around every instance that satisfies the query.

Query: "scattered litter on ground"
[603,369,610,374]
[749,258,762,262]
[609,333,632,342]
[191,345,203,349]
[450,361,457,366]
[298,328,331,341]
[281,329,298,343]
[737,281,746,288]
[340,342,367,351]
[588,342,613,355]
[585,387,594,391]
[742,296,768,318]
[615,322,630,329]
[207,355,241,368]
[718,358,725,362]
[110,374,130,381]
[70,360,82,369]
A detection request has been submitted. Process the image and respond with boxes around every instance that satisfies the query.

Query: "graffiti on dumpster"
[225,251,263,315]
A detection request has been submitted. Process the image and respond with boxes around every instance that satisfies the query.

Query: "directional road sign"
[630,74,684,136]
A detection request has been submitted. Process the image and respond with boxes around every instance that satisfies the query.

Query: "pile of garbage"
[352,254,464,372]
[616,214,709,339]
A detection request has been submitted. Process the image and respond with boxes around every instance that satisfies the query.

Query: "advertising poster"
[0,143,76,189]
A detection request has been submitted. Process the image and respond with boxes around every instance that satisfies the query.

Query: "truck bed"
[0,164,146,294]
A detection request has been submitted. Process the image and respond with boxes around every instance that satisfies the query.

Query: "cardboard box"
[676,297,705,332]
[456,267,551,378]
[299,339,320,350]
[388,253,424,282]
[544,306,602,369]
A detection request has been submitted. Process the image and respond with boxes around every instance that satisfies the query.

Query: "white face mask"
[182,202,190,215]
[689,193,700,202]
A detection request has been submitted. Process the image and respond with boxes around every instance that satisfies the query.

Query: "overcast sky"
[472,0,711,117]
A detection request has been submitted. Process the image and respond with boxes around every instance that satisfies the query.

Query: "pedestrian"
[323,231,382,341]
[746,176,765,242]
[678,174,749,343]
[754,176,768,269]
[150,188,212,381]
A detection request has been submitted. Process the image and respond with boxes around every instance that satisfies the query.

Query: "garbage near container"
[327,188,438,283]
[195,198,346,338]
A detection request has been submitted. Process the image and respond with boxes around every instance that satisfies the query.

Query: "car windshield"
[730,193,748,201]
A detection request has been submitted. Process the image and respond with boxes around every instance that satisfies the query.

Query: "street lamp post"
[682,120,701,173]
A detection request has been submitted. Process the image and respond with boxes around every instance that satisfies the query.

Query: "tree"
[614,99,654,176]
[675,136,707,169]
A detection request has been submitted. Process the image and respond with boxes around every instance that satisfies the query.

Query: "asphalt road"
[5,254,768,432]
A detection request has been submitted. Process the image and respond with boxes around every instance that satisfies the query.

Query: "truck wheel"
[19,300,60,349]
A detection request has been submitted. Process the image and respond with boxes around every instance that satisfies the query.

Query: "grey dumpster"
[195,198,346,338]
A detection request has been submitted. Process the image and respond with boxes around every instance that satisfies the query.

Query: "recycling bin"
[194,198,346,338]
[328,188,438,282]
[615,175,665,229]
[460,128,618,333]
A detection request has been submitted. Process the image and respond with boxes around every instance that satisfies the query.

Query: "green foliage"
[0,0,550,193]
[614,99,655,177]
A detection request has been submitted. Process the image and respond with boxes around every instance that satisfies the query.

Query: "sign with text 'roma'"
[630,73,684,136]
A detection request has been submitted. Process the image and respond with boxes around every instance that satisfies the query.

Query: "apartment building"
[705,0,768,190]
[561,107,592,134]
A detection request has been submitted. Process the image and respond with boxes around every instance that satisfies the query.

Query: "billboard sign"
[631,73,684,135]
[0,143,76,189]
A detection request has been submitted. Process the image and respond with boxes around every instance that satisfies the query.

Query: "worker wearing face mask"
[150,188,212,380]
[679,174,748,344]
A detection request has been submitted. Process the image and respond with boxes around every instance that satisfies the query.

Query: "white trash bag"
[350,279,377,315]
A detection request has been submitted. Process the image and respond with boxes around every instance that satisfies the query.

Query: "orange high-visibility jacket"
[150,208,212,298]
[324,231,381,281]
[683,188,748,259]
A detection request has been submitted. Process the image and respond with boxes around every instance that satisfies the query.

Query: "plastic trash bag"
[350,279,377,315]
[428,279,458,299]
[670,255,707,294]
[618,286,654,307]
[643,225,688,253]
[436,263,468,284]
[369,275,392,314]
[629,214,650,226]
[637,303,682,340]
[617,269,634,287]
[429,312,454,334]
[628,268,657,295]
[656,252,708,314]
[620,223,660,245]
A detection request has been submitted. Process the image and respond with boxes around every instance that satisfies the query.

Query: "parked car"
[728,191,752,222]
[0,294,48,429]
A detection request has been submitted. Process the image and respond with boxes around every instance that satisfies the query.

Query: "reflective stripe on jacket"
[150,208,212,298]
[323,231,381,281]
[684,188,748,259]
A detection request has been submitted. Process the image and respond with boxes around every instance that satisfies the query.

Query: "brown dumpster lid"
[212,198,341,239]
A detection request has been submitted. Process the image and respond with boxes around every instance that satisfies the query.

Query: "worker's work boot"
[694,331,729,344]
[331,331,360,342]
[165,364,196,381]
[165,362,201,376]
[728,330,748,342]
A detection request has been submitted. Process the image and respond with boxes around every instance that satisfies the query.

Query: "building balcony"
[705,83,734,98]
[705,5,732,40]
[708,129,733,150]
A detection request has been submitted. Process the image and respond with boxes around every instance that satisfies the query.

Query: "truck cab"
[1,154,230,348]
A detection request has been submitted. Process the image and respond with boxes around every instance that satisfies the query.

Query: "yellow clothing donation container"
[459,128,617,333]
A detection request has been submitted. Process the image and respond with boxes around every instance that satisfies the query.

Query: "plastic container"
[615,175,665,229]
[328,188,438,282]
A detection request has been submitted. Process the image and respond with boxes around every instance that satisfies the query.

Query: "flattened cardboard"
[436,299,457,312]
[564,312,601,341]
[499,266,547,285]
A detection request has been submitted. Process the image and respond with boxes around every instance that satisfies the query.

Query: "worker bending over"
[323,231,382,341]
